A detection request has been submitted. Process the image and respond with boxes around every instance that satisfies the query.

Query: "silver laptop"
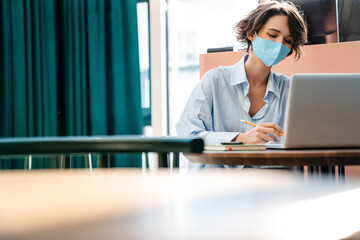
[267,73,360,149]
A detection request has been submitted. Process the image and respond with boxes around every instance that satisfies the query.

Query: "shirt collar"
[230,54,249,86]
[264,72,280,99]
[230,54,280,99]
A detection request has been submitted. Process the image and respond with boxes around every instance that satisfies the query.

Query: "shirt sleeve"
[175,71,240,145]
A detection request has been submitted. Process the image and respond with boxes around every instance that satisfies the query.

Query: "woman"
[176,0,307,169]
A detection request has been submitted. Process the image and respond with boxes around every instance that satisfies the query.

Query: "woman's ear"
[247,32,256,42]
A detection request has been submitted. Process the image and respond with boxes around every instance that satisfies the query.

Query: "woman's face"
[250,15,294,49]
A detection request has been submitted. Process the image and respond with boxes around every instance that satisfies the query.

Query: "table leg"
[173,153,180,168]
[308,166,315,175]
[307,166,321,181]
[59,155,65,169]
[158,153,169,168]
[65,155,71,168]
[97,154,111,168]
[142,153,150,171]
[338,165,345,183]
[308,165,340,183]
[315,166,320,175]
[319,166,335,182]
[24,155,32,170]
[85,153,92,170]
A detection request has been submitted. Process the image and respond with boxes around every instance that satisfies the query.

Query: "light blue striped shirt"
[176,54,290,170]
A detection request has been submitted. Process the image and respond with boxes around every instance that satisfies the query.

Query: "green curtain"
[0,0,143,169]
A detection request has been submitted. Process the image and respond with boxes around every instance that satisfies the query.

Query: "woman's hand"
[233,123,284,144]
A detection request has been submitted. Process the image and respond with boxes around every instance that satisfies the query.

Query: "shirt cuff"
[204,132,240,145]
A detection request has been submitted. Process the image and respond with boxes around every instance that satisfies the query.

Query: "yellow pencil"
[240,120,284,136]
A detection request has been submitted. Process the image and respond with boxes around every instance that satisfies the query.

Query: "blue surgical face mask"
[252,32,291,67]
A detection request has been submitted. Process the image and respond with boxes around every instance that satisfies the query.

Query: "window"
[167,0,258,135]
[137,1,151,126]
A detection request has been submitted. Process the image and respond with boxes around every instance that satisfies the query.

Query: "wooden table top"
[1,169,360,240]
[184,149,360,166]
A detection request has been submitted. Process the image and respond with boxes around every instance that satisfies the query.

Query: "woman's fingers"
[239,122,284,143]
[258,122,284,134]
[261,128,282,141]
[258,131,275,142]
[256,123,283,141]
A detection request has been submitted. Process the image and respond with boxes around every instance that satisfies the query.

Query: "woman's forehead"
[261,15,291,37]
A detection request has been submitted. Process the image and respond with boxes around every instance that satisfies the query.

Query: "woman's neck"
[244,51,272,87]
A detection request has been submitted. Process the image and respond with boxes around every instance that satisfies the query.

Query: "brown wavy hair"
[235,0,308,60]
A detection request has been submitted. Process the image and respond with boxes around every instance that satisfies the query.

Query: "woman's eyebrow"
[268,28,281,33]
[268,28,293,38]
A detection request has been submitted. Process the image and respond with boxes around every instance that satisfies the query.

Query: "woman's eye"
[285,40,293,45]
[268,34,276,38]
